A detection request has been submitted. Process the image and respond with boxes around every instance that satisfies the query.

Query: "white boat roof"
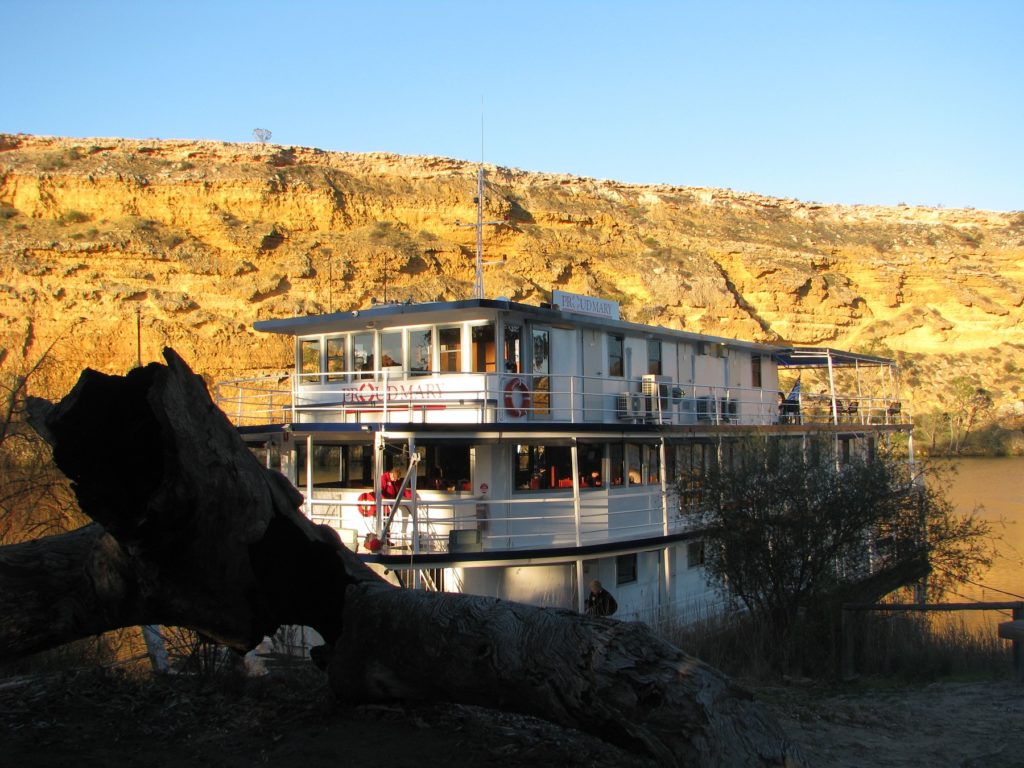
[253,298,782,354]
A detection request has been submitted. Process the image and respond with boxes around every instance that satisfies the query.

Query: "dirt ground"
[763,679,1022,767]
[1,666,1020,767]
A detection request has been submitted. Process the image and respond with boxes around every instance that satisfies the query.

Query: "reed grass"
[660,609,1013,683]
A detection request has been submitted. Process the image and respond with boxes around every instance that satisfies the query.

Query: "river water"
[933,457,1024,627]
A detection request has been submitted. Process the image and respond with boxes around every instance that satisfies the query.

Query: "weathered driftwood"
[1,349,801,767]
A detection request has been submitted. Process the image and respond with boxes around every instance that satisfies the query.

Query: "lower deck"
[240,420,911,619]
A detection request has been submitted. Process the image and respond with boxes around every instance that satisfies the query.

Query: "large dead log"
[1,349,801,767]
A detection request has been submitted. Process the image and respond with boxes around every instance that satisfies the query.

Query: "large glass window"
[621,442,660,485]
[515,444,572,490]
[608,334,624,377]
[299,339,321,380]
[352,332,375,378]
[416,444,472,492]
[531,328,550,416]
[471,324,496,372]
[380,330,402,370]
[439,326,462,372]
[409,328,432,376]
[297,444,371,488]
[647,339,662,375]
[326,336,346,381]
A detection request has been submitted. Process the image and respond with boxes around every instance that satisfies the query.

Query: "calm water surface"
[934,457,1024,625]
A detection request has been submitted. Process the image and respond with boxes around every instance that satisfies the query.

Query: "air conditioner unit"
[616,392,645,421]
[641,375,672,422]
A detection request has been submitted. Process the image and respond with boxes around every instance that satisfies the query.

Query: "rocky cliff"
[2,134,1022,438]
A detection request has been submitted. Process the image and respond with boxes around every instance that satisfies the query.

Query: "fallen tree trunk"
[1,349,800,767]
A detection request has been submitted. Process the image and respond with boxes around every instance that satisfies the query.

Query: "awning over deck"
[773,347,896,369]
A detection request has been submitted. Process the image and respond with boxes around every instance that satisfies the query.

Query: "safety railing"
[216,368,908,429]
[298,485,696,557]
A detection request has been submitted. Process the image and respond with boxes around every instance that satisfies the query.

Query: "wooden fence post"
[1013,604,1022,685]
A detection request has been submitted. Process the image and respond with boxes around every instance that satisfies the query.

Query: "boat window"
[608,443,624,486]
[299,339,321,381]
[687,541,705,569]
[409,328,432,376]
[515,444,572,490]
[531,328,550,416]
[471,324,496,372]
[380,330,403,371]
[578,444,604,489]
[608,334,624,377]
[416,444,472,492]
[504,324,521,373]
[616,553,638,585]
[676,442,711,513]
[352,332,375,379]
[647,339,662,375]
[751,354,763,388]
[296,445,350,488]
[645,444,661,485]
[326,336,346,382]
[625,443,643,485]
[439,326,462,372]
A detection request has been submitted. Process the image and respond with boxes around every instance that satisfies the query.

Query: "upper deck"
[215,297,909,431]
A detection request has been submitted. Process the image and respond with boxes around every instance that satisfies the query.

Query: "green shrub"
[59,210,91,225]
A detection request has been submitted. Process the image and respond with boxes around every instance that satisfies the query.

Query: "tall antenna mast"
[457,99,504,299]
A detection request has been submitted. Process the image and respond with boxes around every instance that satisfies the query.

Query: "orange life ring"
[357,492,376,517]
[504,377,530,418]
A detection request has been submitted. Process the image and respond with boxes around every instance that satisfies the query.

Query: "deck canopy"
[773,347,896,369]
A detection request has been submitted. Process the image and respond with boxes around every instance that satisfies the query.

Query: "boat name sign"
[551,290,620,320]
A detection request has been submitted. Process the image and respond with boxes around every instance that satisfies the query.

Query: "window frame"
[608,334,624,378]
[647,338,662,375]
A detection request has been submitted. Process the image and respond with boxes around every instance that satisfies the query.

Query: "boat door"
[582,328,604,421]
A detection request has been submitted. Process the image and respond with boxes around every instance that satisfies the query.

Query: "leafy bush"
[58,210,91,225]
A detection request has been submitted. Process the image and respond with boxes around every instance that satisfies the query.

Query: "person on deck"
[380,466,413,545]
[380,466,412,500]
[585,580,618,617]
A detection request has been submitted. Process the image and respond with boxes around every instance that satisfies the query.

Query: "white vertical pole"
[475,168,484,299]
[410,436,420,589]
[826,351,838,426]
[659,437,669,537]
[373,431,384,536]
[305,434,313,519]
[576,559,586,613]
[570,440,581,548]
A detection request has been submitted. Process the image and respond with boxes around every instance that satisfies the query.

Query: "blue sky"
[3,1,1021,210]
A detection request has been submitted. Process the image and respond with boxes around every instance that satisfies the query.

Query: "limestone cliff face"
[1,134,1022,423]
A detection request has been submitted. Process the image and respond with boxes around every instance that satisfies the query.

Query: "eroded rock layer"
[1,134,1022,424]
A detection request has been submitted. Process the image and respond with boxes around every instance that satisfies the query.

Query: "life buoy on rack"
[503,377,531,418]
[357,492,376,517]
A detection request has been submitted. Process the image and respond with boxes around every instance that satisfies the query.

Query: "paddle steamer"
[216,291,911,622]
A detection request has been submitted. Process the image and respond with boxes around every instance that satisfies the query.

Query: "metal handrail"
[216,368,908,428]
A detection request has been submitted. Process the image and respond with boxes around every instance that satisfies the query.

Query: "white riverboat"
[216,290,912,624]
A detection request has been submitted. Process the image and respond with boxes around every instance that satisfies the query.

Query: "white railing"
[216,368,908,429]
[298,484,699,557]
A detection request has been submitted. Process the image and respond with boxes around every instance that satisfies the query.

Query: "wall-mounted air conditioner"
[616,391,646,422]
[641,375,672,422]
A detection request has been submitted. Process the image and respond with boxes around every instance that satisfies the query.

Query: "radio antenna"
[456,97,504,299]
